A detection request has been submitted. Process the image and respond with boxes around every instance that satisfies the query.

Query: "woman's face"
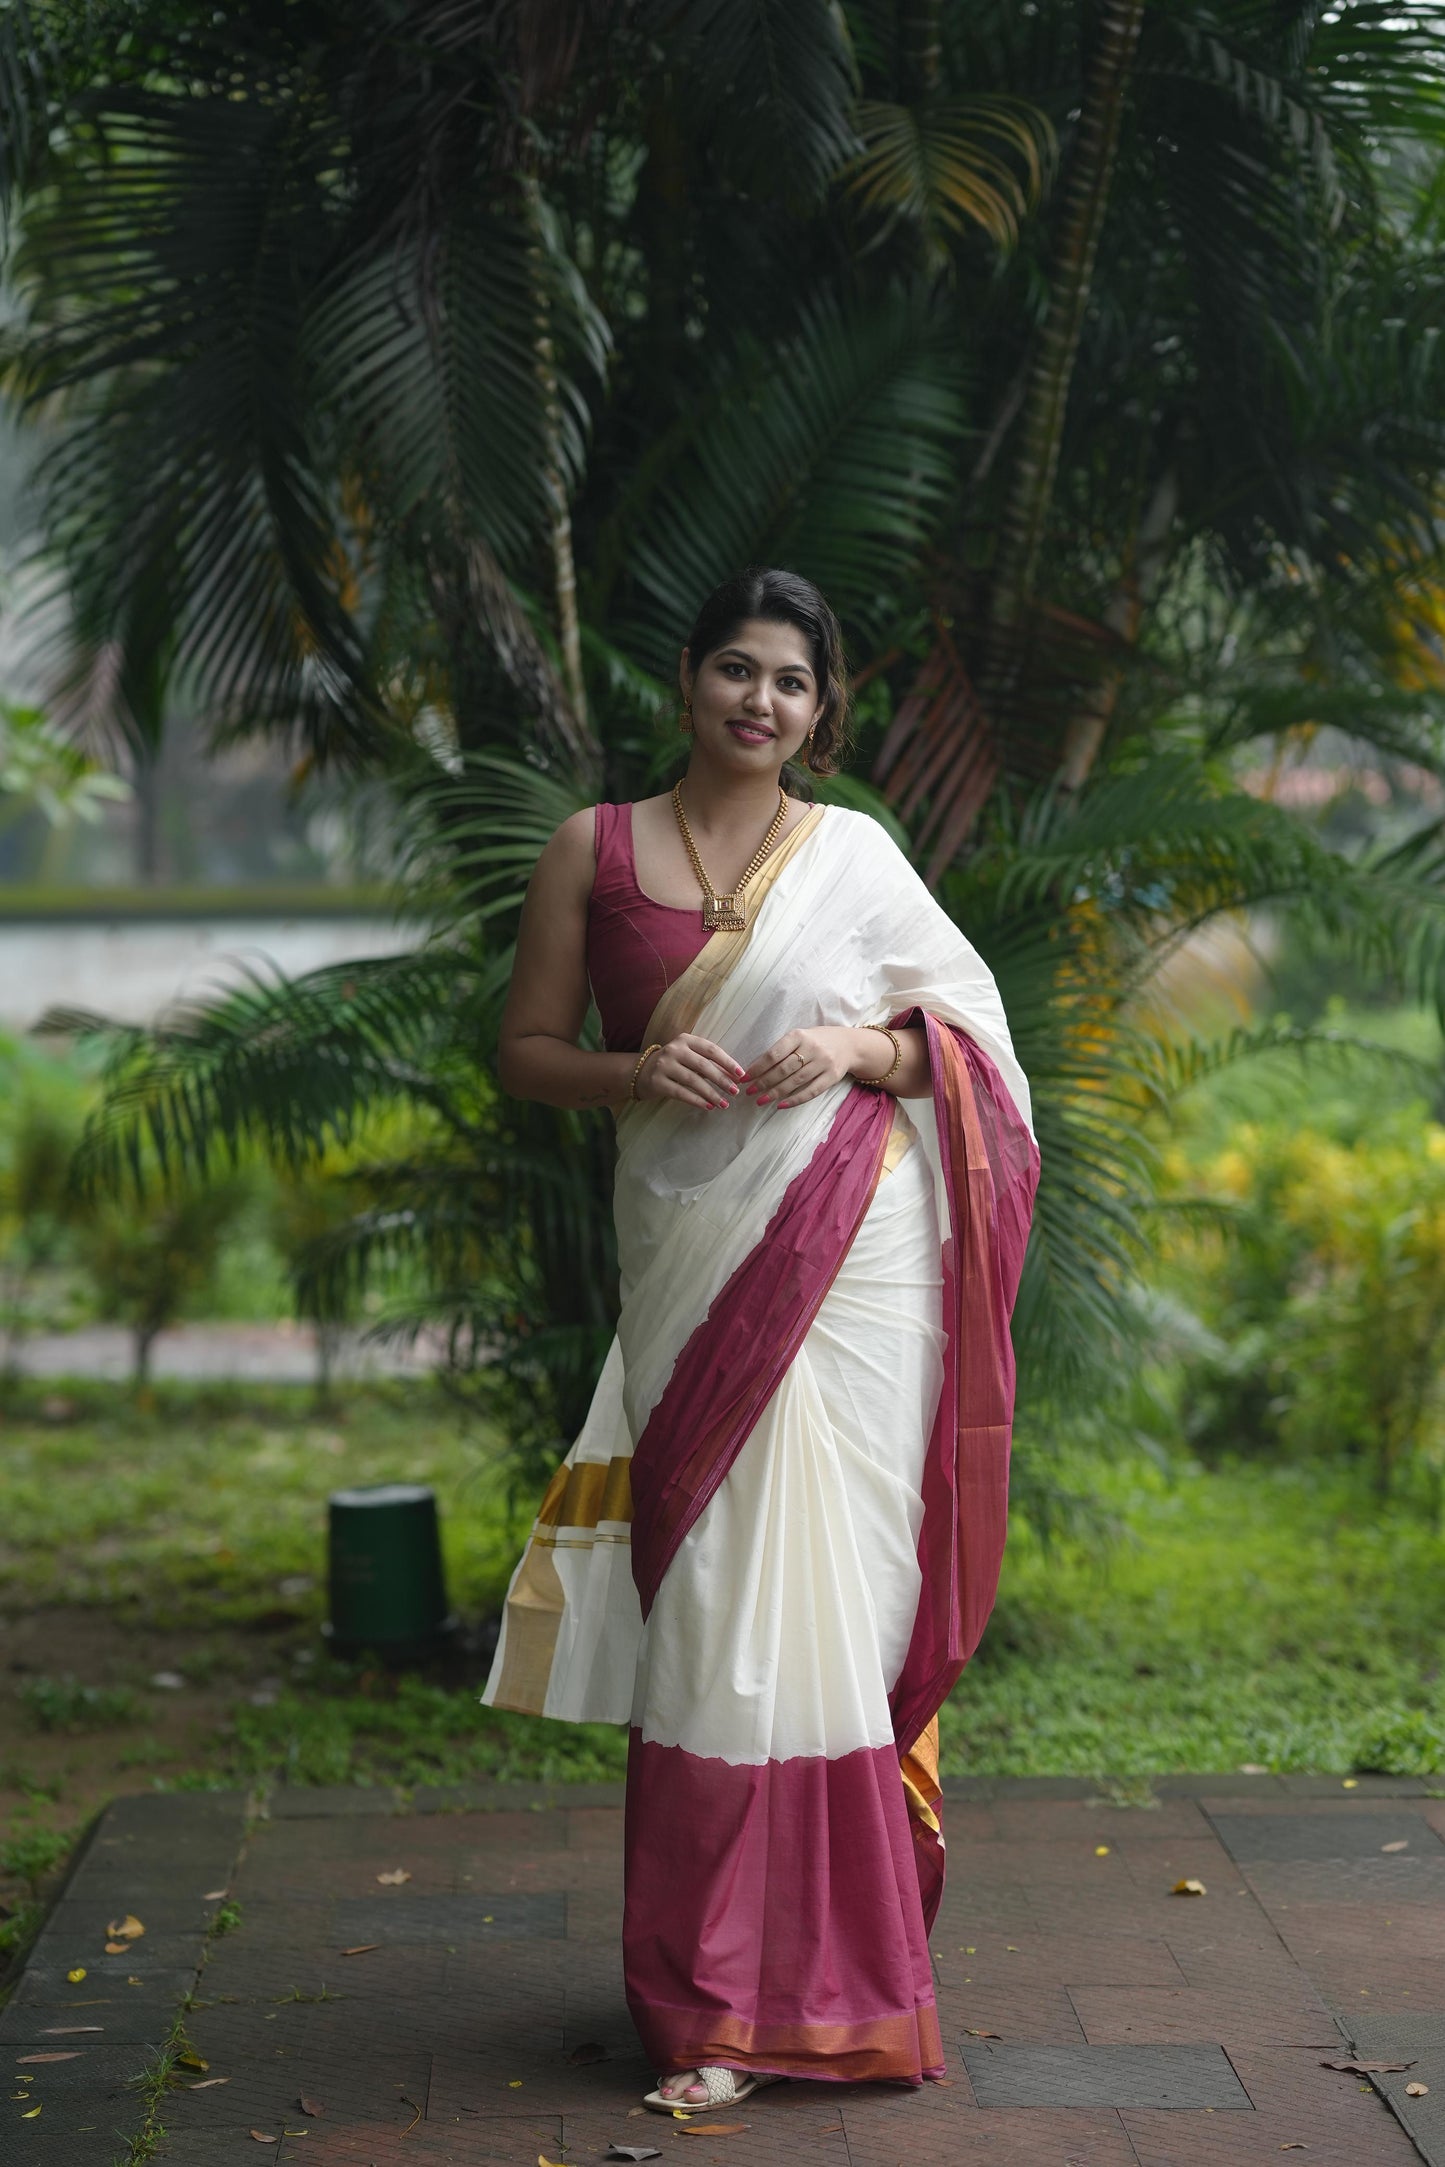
[681,617,822,773]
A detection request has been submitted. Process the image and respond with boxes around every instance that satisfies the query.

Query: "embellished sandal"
[643,2066,785,2114]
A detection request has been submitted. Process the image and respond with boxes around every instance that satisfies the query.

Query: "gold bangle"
[850,1024,902,1088]
[630,1042,664,1100]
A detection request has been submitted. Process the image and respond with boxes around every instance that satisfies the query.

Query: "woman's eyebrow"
[715,645,814,680]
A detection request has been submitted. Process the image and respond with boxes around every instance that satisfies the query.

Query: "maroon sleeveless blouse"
[586,802,712,1052]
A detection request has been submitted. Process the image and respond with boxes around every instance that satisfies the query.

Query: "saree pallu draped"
[483,804,1039,2086]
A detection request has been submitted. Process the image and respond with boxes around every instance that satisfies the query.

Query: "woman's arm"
[497,812,747,1115]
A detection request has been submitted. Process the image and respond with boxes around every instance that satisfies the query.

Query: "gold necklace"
[671,780,789,931]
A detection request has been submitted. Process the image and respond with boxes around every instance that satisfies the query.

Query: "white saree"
[482,803,1037,2086]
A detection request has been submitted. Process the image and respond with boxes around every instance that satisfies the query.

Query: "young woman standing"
[484,567,1038,2113]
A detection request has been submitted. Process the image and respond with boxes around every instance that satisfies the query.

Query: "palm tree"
[9,0,1445,1465]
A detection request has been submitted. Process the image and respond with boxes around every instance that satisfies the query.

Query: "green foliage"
[76,1176,250,1386]
[19,1673,140,1730]
[943,1451,1445,1779]
[1156,1109,1445,1498]
[0,1824,73,1894]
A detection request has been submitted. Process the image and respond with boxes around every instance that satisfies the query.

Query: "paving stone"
[0,2003,163,2047]
[1069,1983,1337,2048]
[1243,1855,1445,1904]
[844,2104,1139,2166]
[1346,2010,1445,2165]
[151,2130,283,2160]
[1210,1809,1445,1861]
[279,2114,561,2163]
[266,1787,403,1818]
[933,1930,1187,1986]
[1120,2099,1417,2166]
[0,2131,143,2166]
[936,1980,1087,2046]
[3,2041,157,2089]
[960,2041,1253,2110]
[412,1781,624,1813]
[8,1964,199,2009]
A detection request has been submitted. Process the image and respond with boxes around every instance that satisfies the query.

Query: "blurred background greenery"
[2,0,1445,1920]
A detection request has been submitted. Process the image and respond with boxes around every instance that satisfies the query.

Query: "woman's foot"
[644,2068,785,2113]
[658,2069,710,2106]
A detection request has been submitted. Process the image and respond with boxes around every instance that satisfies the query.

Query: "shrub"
[1160,1111,1445,1498]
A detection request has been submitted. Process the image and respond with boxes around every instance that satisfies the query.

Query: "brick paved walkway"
[3,1775,1443,2166]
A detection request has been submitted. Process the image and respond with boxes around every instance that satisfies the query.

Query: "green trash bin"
[323,1482,455,1659]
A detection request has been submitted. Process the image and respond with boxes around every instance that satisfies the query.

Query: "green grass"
[0,1383,1441,1806]
[945,1448,1445,1779]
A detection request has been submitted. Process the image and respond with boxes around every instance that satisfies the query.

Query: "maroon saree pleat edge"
[628,1078,897,1620]
[889,1009,1040,1925]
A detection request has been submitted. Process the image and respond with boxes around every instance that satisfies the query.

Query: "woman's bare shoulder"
[530,804,598,901]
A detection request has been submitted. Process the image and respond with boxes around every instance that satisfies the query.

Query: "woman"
[483,567,1038,2114]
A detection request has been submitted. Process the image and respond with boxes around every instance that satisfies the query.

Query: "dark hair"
[682,566,852,780]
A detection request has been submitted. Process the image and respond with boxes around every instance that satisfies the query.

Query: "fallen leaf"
[41,2027,101,2035]
[965,2028,1002,2039]
[1381,1840,1410,1853]
[1342,1777,1359,1789]
[1320,2059,1416,2075]
[203,1889,228,1901]
[1407,2082,1429,2097]
[568,2041,608,2064]
[104,1942,129,1955]
[299,2094,323,2115]
[249,2133,277,2144]
[339,1944,380,1957]
[963,1945,976,1953]
[20,2106,40,2119]
[1279,2147,1307,2153]
[540,2155,567,2167]
[65,1969,86,1984]
[680,2124,749,2136]
[508,2079,523,2088]
[106,1915,145,1942]
[376,1869,412,1886]
[1172,1878,1208,1896]
[1094,1844,1110,1856]
[606,2147,663,2162]
[188,2078,230,2090]
[17,2053,80,2064]
[126,1975,142,1986]
[175,2051,208,2072]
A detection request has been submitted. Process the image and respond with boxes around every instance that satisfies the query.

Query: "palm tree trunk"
[984,0,1145,703]
[901,0,942,98]
[524,175,588,736]
[1057,465,1178,790]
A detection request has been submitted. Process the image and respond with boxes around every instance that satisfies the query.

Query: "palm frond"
[619,286,970,668]
[847,94,1055,254]
[641,0,861,205]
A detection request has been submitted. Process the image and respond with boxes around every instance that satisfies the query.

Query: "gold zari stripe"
[536,1454,634,1531]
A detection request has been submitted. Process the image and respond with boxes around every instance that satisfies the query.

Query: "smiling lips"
[726,720,775,743]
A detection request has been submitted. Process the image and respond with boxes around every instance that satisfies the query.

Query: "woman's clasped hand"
[635,1026,868,1110]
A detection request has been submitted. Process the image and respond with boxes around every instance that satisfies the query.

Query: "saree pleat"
[483,805,1039,2089]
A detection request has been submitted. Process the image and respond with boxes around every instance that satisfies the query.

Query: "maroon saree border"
[628,1082,896,1620]
[887,1009,1040,1762]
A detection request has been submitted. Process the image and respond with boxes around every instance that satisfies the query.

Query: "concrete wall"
[0,914,418,1030]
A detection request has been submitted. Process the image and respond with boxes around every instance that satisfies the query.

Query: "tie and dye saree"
[482,803,1038,2087]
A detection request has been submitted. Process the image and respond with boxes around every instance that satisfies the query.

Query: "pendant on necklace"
[704,891,748,932]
